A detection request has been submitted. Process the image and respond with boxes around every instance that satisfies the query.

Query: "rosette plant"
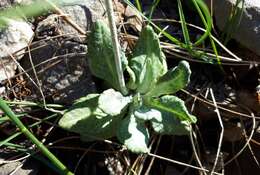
[58,20,197,153]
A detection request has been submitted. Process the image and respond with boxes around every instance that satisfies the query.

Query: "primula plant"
[58,20,197,153]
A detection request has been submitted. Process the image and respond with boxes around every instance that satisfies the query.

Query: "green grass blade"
[0,132,21,147]
[135,0,142,12]
[177,0,191,48]
[191,0,212,46]
[148,0,160,21]
[0,113,58,147]
[0,113,25,124]
[4,143,68,175]
[191,0,222,66]
[4,100,64,108]
[222,0,244,44]
[123,0,220,65]
[0,99,73,175]
[3,142,26,149]
[123,0,182,46]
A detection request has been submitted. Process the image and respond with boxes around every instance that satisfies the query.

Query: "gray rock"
[21,39,96,104]
[205,0,260,57]
[36,0,106,41]
[0,19,33,81]
[22,0,108,104]
[0,159,39,175]
[0,0,11,9]
[0,0,34,9]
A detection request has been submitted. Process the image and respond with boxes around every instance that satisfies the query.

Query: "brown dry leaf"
[124,5,142,32]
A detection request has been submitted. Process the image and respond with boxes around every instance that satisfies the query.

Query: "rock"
[21,0,108,103]
[0,0,33,8]
[36,0,106,41]
[0,0,11,9]
[205,0,260,57]
[0,159,39,175]
[13,0,34,5]
[0,19,33,81]
[21,39,96,104]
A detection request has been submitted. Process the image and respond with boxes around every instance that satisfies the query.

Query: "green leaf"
[98,89,132,116]
[147,95,197,123]
[129,25,167,94]
[151,111,191,135]
[58,94,123,141]
[134,105,162,121]
[87,20,128,91]
[146,61,191,98]
[134,105,191,135]
[117,113,149,153]
[126,66,137,90]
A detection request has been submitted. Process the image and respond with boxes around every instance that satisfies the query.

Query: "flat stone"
[205,0,260,57]
[0,19,33,81]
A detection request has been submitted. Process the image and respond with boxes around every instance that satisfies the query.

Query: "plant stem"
[135,0,142,12]
[104,0,128,95]
[0,98,73,175]
[5,99,64,108]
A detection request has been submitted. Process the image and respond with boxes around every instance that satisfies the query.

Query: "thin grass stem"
[104,0,128,95]
[177,0,191,48]
[0,99,73,175]
[135,0,142,12]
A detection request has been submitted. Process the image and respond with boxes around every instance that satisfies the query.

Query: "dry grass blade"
[144,136,162,175]
[189,130,207,175]
[147,152,222,175]
[224,109,256,166]
[105,0,128,95]
[209,88,224,175]
[240,114,260,167]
